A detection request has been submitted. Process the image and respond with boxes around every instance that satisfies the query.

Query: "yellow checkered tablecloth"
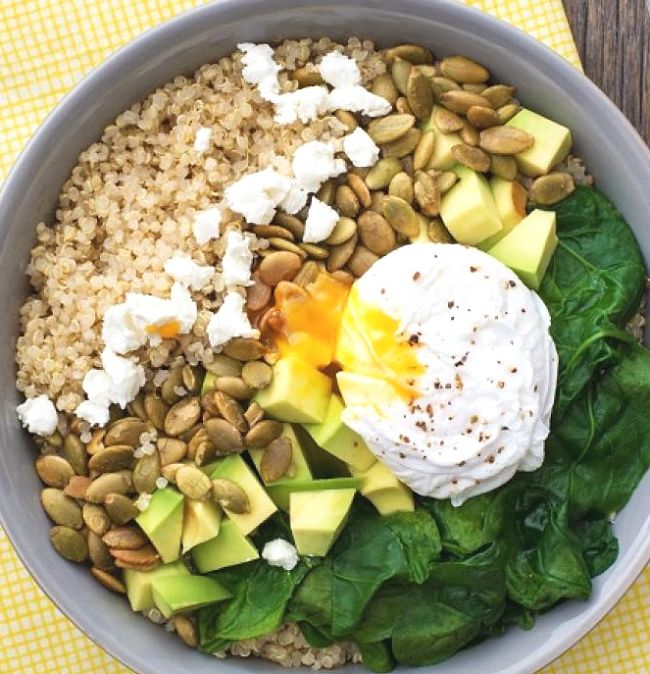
[0,1,648,673]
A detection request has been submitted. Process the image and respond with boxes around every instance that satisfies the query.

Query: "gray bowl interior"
[1,2,649,674]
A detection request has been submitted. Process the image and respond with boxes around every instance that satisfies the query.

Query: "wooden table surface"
[563,0,650,146]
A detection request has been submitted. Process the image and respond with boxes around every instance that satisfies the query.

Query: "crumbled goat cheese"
[221,230,254,287]
[164,254,214,290]
[327,85,392,117]
[238,42,281,98]
[102,282,197,354]
[193,207,222,245]
[304,197,340,243]
[273,86,331,124]
[207,292,258,348]
[279,180,309,215]
[16,395,58,436]
[262,539,300,571]
[319,51,362,88]
[343,127,380,167]
[155,477,169,490]
[75,400,110,428]
[193,126,212,152]
[292,141,346,193]
[224,167,293,225]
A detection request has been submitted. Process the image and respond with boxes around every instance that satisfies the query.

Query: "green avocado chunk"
[248,423,313,485]
[181,499,222,553]
[151,575,232,619]
[349,460,414,516]
[267,477,360,512]
[123,560,189,612]
[192,518,259,573]
[136,488,184,563]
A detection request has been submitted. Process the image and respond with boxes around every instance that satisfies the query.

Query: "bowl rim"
[1,1,650,673]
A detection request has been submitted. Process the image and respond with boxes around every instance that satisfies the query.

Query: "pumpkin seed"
[292,66,323,87]
[299,242,329,260]
[252,224,295,242]
[327,233,358,272]
[172,615,198,648]
[215,376,252,400]
[348,245,379,277]
[413,131,435,171]
[529,172,575,205]
[161,367,185,404]
[346,173,372,208]
[261,436,293,482]
[331,270,354,285]
[181,366,200,394]
[164,397,201,436]
[204,354,242,377]
[389,172,414,204]
[406,68,433,120]
[180,423,204,445]
[156,438,187,466]
[498,103,521,124]
[334,109,358,132]
[371,72,398,105]
[458,120,479,146]
[110,544,160,567]
[467,105,501,129]
[105,493,139,525]
[88,445,134,474]
[490,155,518,181]
[383,196,420,237]
[50,526,87,562]
[246,274,272,313]
[390,57,412,95]
[63,475,92,500]
[143,394,169,431]
[365,158,402,190]
[463,83,487,94]
[161,462,185,482]
[369,191,387,213]
[102,525,148,550]
[212,478,250,514]
[176,465,212,501]
[430,76,461,98]
[386,44,432,65]
[435,171,458,194]
[244,402,264,428]
[86,429,106,456]
[204,418,244,455]
[293,260,321,286]
[259,250,303,286]
[83,503,111,536]
[241,361,273,390]
[479,126,534,154]
[132,453,162,494]
[395,97,412,115]
[268,237,307,257]
[381,128,421,159]
[434,107,464,133]
[245,419,284,448]
[326,217,357,246]
[127,395,147,421]
[273,212,305,239]
[84,472,130,504]
[367,114,415,144]
[428,217,454,243]
[35,455,75,488]
[188,428,215,466]
[440,56,489,84]
[114,559,160,572]
[440,90,493,115]
[214,392,248,433]
[88,531,115,570]
[315,179,336,206]
[91,567,126,594]
[414,171,441,216]
[451,143,491,172]
[482,84,515,108]
[41,488,83,529]
[63,433,88,476]
[105,417,148,448]
[357,210,396,256]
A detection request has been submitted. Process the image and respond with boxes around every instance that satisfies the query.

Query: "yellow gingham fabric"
[0,1,647,673]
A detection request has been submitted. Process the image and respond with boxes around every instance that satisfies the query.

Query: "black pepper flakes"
[447,300,455,309]
[408,334,419,346]
[413,271,421,281]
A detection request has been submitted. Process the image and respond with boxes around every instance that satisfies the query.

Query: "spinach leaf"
[539,186,645,418]
[573,518,619,577]
[286,560,334,635]
[357,641,395,673]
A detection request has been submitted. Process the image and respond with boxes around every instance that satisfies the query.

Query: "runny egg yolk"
[146,320,181,339]
[336,286,424,400]
[271,273,351,368]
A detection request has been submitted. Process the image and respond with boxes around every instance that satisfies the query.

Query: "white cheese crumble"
[224,167,293,225]
[327,85,392,117]
[238,42,281,98]
[279,180,309,215]
[207,292,258,348]
[221,230,254,287]
[102,282,197,354]
[319,51,362,88]
[273,86,331,125]
[262,538,299,571]
[343,127,380,167]
[193,207,222,245]
[292,141,346,193]
[193,126,212,152]
[164,254,214,290]
[75,400,110,428]
[304,197,340,243]
[16,395,58,436]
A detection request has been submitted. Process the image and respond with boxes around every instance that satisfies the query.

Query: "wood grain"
[563,0,650,145]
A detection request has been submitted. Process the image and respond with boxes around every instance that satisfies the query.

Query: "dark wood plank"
[563,0,650,146]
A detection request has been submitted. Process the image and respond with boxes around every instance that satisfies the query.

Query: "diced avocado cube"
[210,455,277,535]
[290,488,356,556]
[507,108,572,177]
[267,477,361,511]
[420,107,463,171]
[182,499,222,553]
[151,575,232,619]
[201,371,217,395]
[350,461,414,516]
[479,178,528,250]
[192,519,259,573]
[303,394,376,471]
[440,166,502,245]
[123,561,189,613]
[254,356,332,424]
[294,424,350,478]
[249,423,313,484]
[136,488,184,563]
[488,209,558,290]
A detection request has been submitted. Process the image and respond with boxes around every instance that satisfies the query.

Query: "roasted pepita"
[381,128,422,159]
[261,436,293,482]
[105,417,149,448]
[132,453,162,494]
[241,360,273,390]
[371,72,398,105]
[105,493,139,525]
[390,57,412,95]
[348,245,380,277]
[414,171,441,216]
[479,126,534,155]
[406,68,433,120]
[357,210,397,256]
[176,465,212,500]
[365,158,402,190]
[440,90,493,115]
[434,107,464,133]
[164,397,202,436]
[326,217,357,245]
[88,445,134,474]
[50,526,88,562]
[413,131,435,171]
[204,418,244,455]
[383,196,420,237]
[388,172,415,204]
[83,503,111,536]
[245,419,284,449]
[85,472,130,504]
[63,433,88,476]
[367,113,415,144]
[451,143,491,172]
[41,488,83,529]
[223,338,266,361]
[35,455,75,488]
[529,172,575,205]
[212,478,250,514]
[346,173,372,208]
